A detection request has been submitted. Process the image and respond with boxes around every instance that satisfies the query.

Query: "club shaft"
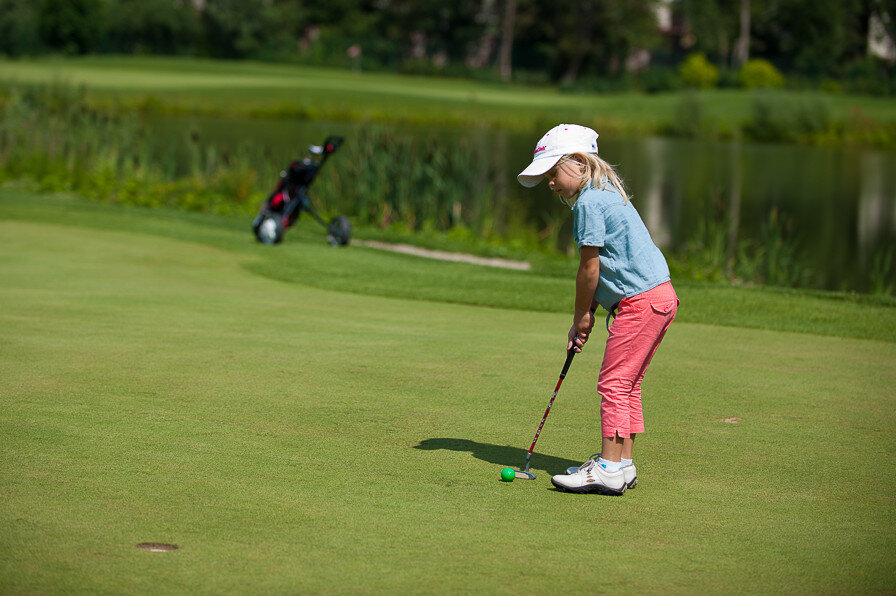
[525,349,576,458]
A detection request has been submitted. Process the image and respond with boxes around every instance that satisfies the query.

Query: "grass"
[2,187,893,341]
[1,186,895,593]
[2,55,896,140]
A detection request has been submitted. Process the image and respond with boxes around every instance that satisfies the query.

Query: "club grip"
[559,346,576,378]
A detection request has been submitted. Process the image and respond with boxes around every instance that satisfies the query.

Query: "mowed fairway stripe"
[1,220,894,593]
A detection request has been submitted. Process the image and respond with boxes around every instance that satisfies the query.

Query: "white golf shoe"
[551,459,627,495]
[566,454,637,489]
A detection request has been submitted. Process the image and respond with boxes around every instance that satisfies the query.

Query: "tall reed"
[318,127,504,236]
[0,84,262,215]
[0,84,513,245]
[668,205,812,289]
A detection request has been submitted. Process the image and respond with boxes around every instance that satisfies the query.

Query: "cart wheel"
[255,215,284,245]
[327,216,351,246]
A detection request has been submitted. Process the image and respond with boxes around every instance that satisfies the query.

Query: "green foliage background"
[1,0,894,95]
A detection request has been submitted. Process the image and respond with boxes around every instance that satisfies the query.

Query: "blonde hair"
[557,153,629,207]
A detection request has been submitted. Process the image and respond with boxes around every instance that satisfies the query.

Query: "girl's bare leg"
[622,434,636,460]
[602,433,636,462]
[601,433,624,462]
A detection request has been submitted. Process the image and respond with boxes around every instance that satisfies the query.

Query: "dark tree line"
[1,0,894,91]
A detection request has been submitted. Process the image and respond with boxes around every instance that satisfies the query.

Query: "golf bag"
[252,135,350,246]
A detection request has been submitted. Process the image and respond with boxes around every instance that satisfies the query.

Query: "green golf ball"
[500,467,515,482]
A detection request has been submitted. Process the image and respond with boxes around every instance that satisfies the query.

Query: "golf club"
[510,346,577,480]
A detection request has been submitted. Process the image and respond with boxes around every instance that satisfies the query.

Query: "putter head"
[514,470,536,480]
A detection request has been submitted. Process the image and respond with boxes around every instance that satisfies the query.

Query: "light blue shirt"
[572,182,670,311]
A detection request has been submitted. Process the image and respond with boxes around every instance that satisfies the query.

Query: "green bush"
[795,98,832,136]
[668,93,705,138]
[717,68,741,89]
[743,92,795,142]
[841,58,896,96]
[639,66,682,93]
[739,59,785,89]
[818,78,842,94]
[743,92,836,143]
[679,53,719,89]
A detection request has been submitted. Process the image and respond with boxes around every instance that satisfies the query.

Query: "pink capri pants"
[597,281,678,438]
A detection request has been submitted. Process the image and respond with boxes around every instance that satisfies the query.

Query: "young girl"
[517,124,678,495]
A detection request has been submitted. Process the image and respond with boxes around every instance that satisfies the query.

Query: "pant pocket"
[650,299,677,316]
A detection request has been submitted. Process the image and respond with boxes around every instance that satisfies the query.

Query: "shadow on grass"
[413,438,580,475]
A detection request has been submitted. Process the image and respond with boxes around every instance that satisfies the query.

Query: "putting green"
[1,196,894,592]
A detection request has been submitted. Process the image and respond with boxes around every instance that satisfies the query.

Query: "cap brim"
[517,154,562,188]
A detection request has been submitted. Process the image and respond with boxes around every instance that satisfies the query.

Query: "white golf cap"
[517,124,599,187]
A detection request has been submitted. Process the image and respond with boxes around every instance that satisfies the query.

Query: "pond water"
[146,115,896,293]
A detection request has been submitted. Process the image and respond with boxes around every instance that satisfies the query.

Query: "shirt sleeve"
[573,196,605,248]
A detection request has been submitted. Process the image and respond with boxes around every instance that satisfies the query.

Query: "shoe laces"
[577,454,599,468]
[578,459,597,475]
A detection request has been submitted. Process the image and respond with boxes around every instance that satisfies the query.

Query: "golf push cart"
[252,135,351,246]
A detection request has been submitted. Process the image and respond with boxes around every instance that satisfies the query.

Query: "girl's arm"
[568,245,600,351]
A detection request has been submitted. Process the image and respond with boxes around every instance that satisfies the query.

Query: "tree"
[37,0,104,54]
[734,0,750,67]
[751,0,867,74]
[532,0,659,81]
[0,0,42,56]
[374,0,484,68]
[200,0,282,59]
[677,0,741,65]
[104,0,199,54]
[469,0,500,68]
[498,0,516,80]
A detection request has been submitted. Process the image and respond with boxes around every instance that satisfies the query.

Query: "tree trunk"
[734,0,750,67]
[561,2,595,83]
[469,0,499,68]
[562,50,585,83]
[499,0,516,81]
